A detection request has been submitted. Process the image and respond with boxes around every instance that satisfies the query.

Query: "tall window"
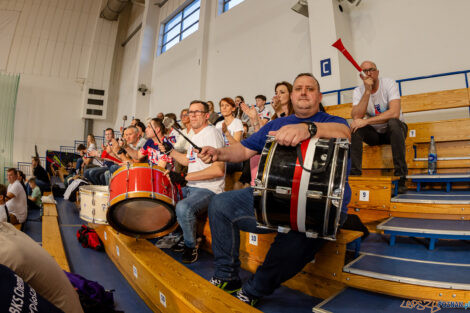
[222,0,245,13]
[161,0,200,53]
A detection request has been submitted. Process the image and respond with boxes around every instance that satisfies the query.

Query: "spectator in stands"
[165,113,181,144]
[27,177,42,210]
[271,81,294,120]
[17,170,28,193]
[119,125,147,163]
[74,144,87,175]
[126,118,173,170]
[350,60,407,193]
[234,96,245,120]
[0,184,9,223]
[165,100,225,263]
[6,168,27,224]
[87,134,97,150]
[200,73,351,306]
[157,112,164,120]
[131,118,141,126]
[240,94,275,134]
[174,109,194,173]
[30,156,50,193]
[207,101,219,125]
[135,121,146,138]
[84,128,118,185]
[215,97,245,174]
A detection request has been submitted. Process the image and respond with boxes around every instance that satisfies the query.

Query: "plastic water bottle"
[428,136,437,175]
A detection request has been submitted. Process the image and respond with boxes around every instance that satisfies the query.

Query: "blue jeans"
[208,187,348,298]
[176,186,215,248]
[75,158,83,174]
[84,167,108,185]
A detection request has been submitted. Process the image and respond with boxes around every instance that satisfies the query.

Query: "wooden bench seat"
[94,226,260,313]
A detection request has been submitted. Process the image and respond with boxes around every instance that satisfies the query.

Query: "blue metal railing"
[323,70,470,105]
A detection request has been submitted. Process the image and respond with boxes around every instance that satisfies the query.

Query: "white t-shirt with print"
[186,125,225,194]
[352,77,403,133]
[216,118,244,146]
[6,180,27,223]
[256,105,275,120]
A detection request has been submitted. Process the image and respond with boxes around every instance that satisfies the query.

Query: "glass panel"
[225,0,244,12]
[183,0,200,18]
[162,36,180,52]
[182,9,199,30]
[163,24,181,44]
[181,23,198,40]
[164,13,182,33]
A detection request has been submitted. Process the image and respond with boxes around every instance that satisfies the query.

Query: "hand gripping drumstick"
[162,117,201,153]
[332,38,364,74]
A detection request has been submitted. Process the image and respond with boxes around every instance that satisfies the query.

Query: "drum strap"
[296,138,335,174]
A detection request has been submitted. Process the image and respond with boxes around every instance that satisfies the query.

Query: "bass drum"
[107,163,178,238]
[79,185,109,224]
[253,137,349,240]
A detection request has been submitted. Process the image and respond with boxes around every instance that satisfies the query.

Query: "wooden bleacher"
[325,87,470,224]
[41,193,70,272]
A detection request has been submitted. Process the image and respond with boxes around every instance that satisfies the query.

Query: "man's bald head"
[360,60,377,69]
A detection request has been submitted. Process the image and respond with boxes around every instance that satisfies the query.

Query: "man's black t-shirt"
[33,165,50,184]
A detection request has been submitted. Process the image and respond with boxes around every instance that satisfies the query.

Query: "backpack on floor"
[64,272,123,313]
[76,225,103,251]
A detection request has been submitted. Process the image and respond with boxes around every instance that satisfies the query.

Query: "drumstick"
[163,117,201,152]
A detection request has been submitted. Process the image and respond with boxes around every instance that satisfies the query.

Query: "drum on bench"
[253,137,349,240]
[79,185,110,224]
[107,163,178,238]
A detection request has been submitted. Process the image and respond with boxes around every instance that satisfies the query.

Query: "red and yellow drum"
[107,163,178,238]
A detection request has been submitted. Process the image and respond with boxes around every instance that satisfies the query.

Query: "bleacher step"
[392,191,470,204]
[377,217,470,235]
[343,253,470,290]
[313,287,468,313]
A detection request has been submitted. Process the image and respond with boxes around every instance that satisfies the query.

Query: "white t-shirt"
[186,125,225,194]
[174,128,195,153]
[256,105,275,120]
[216,118,244,146]
[352,77,403,133]
[0,204,6,222]
[6,180,27,223]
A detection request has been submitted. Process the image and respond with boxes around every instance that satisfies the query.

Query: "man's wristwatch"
[303,122,317,137]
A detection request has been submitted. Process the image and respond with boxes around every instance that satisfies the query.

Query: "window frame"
[160,0,201,54]
[220,0,245,14]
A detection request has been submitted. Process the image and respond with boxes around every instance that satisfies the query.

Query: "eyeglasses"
[363,68,377,74]
[188,110,207,116]
[181,113,189,117]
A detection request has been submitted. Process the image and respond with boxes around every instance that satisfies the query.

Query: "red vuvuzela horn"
[332,38,362,73]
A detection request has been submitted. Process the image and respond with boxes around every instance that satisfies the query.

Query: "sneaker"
[349,169,362,176]
[209,277,242,294]
[182,245,198,263]
[171,237,185,252]
[235,289,258,306]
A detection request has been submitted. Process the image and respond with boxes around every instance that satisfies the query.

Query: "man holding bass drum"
[198,73,352,306]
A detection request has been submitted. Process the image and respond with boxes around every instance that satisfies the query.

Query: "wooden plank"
[343,273,470,301]
[401,88,470,113]
[95,226,260,313]
[43,203,58,217]
[325,103,352,119]
[348,207,391,225]
[348,176,393,210]
[407,118,470,143]
[391,202,470,217]
[42,215,70,272]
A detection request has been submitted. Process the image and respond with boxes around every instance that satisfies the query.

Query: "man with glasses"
[350,60,408,193]
[166,100,225,263]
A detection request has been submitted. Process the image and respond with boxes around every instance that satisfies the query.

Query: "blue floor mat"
[24,207,42,243]
[56,198,152,313]
[315,288,469,313]
[355,233,470,264]
[160,246,323,313]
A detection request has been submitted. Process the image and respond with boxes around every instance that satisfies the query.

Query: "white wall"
[150,0,312,115]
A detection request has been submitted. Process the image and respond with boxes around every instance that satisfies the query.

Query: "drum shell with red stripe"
[253,138,349,239]
[107,163,178,238]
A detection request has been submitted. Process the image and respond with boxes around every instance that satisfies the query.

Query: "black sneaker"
[235,289,258,306]
[209,277,242,294]
[171,238,185,252]
[182,245,198,263]
[398,177,407,194]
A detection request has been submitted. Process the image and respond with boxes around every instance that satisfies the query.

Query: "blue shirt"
[241,112,351,214]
